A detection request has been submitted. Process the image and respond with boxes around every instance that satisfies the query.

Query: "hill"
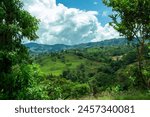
[34,45,133,76]
[25,38,129,54]
[31,41,150,100]
[33,44,150,100]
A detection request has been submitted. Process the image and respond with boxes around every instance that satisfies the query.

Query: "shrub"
[71,83,90,99]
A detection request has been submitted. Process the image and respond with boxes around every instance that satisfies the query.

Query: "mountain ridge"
[25,38,129,53]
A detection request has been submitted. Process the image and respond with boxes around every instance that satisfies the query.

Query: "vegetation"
[103,0,150,88]
[32,45,150,99]
[0,0,149,99]
[0,0,39,99]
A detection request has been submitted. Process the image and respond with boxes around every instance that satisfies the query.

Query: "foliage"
[116,65,137,90]
[122,50,137,65]
[0,0,39,99]
[103,0,150,41]
[103,0,150,88]
[45,78,90,99]
[0,63,45,99]
[71,83,90,99]
[0,0,149,100]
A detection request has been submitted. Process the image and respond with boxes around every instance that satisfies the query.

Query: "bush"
[47,78,72,99]
[0,63,47,99]
[46,77,91,99]
[71,83,90,99]
[116,64,141,90]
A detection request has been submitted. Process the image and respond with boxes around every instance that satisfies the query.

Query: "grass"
[79,90,150,100]
[114,91,150,100]
[35,53,102,76]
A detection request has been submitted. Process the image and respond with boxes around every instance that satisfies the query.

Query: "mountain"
[25,38,128,54]
[73,38,128,48]
[25,43,72,53]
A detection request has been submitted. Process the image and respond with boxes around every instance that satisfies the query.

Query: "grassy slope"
[34,46,125,76]
[35,52,102,76]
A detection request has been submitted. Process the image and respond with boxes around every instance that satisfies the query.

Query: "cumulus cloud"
[92,24,121,42]
[23,0,120,45]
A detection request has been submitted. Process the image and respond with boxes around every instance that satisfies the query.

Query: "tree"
[0,0,39,99]
[103,0,150,87]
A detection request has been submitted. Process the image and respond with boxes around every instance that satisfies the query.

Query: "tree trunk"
[137,38,147,88]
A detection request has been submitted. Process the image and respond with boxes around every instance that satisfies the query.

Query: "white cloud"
[23,0,120,45]
[92,24,121,42]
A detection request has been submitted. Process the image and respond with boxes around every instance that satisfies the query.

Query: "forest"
[0,0,150,99]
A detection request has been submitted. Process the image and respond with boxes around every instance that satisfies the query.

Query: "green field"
[35,52,102,76]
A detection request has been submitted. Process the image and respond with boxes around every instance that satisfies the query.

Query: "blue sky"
[23,0,120,45]
[56,0,112,26]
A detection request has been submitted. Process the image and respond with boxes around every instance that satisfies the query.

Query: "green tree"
[103,0,150,87]
[0,0,39,99]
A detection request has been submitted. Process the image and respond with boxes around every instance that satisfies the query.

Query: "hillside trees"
[103,0,150,88]
[0,0,39,99]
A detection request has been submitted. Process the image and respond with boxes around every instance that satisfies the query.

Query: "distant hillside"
[73,38,128,48]
[25,38,128,53]
[25,43,71,53]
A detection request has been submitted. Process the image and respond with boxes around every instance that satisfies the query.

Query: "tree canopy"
[0,0,39,99]
[103,0,150,87]
[0,0,39,71]
[103,0,150,42]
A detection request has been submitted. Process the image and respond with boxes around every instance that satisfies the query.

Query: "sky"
[23,0,120,45]
[56,0,112,26]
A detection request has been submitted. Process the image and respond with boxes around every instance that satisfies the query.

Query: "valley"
[28,40,150,100]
